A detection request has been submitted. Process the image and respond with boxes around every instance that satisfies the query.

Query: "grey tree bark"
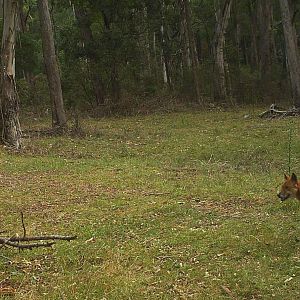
[257,0,272,79]
[37,0,67,128]
[0,0,22,149]
[161,0,172,88]
[247,0,259,69]
[179,0,203,105]
[279,0,300,107]
[212,0,232,102]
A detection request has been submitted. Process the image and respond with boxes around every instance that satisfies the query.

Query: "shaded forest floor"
[1,108,300,299]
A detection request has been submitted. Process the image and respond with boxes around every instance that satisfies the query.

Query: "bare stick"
[20,212,26,238]
[0,235,16,250]
[0,239,55,250]
[6,235,77,242]
[0,212,77,250]
[0,235,77,250]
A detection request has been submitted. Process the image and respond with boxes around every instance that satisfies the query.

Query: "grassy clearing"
[0,108,300,299]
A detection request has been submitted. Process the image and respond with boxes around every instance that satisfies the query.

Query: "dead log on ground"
[259,104,300,119]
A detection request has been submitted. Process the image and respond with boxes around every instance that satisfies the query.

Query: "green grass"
[1,108,300,299]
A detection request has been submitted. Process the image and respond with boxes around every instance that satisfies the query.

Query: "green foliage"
[13,0,300,111]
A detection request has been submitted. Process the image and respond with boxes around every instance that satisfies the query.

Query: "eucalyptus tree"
[257,0,272,80]
[37,0,67,128]
[10,0,300,114]
[178,0,203,104]
[212,0,232,102]
[279,0,300,107]
[0,0,22,149]
[73,4,105,106]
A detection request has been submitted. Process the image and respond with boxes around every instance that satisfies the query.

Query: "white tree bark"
[160,0,171,87]
[160,24,169,85]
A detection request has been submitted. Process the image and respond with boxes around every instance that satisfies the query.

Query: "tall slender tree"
[279,0,300,107]
[160,0,172,88]
[212,0,232,102]
[37,0,67,128]
[180,0,203,105]
[257,0,272,80]
[0,0,22,149]
[74,5,105,106]
[247,0,259,69]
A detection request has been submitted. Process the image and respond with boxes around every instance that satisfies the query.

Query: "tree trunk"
[180,0,203,105]
[19,0,38,110]
[270,6,278,62]
[18,0,28,32]
[233,0,241,68]
[37,0,67,128]
[160,0,172,88]
[179,1,191,70]
[212,0,232,102]
[247,0,259,69]
[160,25,171,87]
[279,0,300,107]
[153,32,160,85]
[0,0,22,149]
[257,0,272,80]
[74,5,105,106]
[143,5,152,75]
[111,62,121,103]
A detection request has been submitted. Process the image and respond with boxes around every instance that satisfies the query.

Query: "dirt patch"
[188,195,261,217]
[0,172,168,214]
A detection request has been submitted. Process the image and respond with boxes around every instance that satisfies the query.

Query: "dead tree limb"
[0,213,77,250]
[0,235,77,250]
[259,104,300,119]
[7,235,77,242]
[0,238,55,249]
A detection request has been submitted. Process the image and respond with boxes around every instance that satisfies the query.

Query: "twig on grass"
[7,235,78,242]
[0,238,55,250]
[0,213,77,250]
[221,285,236,300]
[21,212,26,238]
[0,234,17,250]
[0,235,77,250]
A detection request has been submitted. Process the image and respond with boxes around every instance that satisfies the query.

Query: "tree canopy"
[2,0,300,119]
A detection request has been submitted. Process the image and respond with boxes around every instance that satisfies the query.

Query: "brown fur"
[278,173,300,201]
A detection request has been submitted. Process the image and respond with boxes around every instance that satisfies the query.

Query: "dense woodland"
[0,0,300,149]
[1,2,300,298]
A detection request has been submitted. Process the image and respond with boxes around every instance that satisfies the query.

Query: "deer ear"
[284,174,289,180]
[291,173,298,183]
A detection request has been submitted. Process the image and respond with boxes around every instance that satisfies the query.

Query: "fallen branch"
[7,235,77,242]
[259,104,300,119]
[0,213,77,250]
[0,235,77,250]
[0,239,55,250]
